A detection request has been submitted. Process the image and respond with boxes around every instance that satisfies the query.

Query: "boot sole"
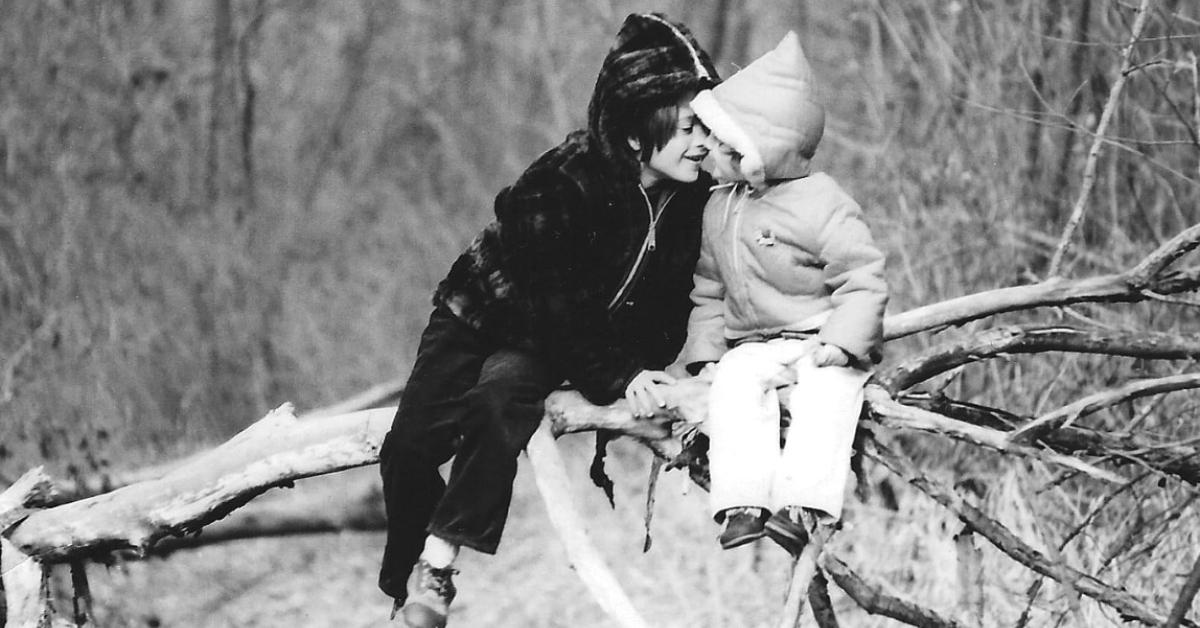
[719,529,766,550]
[764,520,807,555]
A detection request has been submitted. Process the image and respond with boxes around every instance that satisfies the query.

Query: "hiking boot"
[718,507,769,549]
[764,506,811,556]
[395,560,457,627]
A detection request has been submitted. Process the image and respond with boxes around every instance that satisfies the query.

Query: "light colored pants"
[706,338,870,521]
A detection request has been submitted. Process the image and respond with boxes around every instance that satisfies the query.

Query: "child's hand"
[664,362,689,379]
[625,369,678,418]
[811,343,851,368]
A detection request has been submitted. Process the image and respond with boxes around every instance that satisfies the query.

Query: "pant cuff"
[426,526,500,556]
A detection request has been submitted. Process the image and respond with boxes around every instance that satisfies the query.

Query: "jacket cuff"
[685,361,716,376]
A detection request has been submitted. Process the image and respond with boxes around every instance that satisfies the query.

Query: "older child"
[676,32,888,554]
[379,13,718,628]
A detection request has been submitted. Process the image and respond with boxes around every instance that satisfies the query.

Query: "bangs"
[634,97,686,162]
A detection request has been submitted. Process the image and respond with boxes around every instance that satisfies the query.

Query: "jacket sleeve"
[815,199,888,365]
[676,207,727,367]
[497,174,644,406]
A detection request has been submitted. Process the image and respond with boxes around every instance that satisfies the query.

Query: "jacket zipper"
[727,184,759,328]
[607,187,677,313]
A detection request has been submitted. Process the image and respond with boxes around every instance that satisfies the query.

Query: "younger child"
[676,32,888,554]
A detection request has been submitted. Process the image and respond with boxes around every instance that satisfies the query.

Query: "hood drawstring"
[713,182,751,230]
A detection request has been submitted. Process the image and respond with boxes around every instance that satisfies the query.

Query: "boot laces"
[417,564,457,599]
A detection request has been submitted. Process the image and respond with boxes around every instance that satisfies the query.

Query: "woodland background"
[2,0,1199,626]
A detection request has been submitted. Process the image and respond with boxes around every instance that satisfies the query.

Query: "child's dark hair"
[631,94,692,163]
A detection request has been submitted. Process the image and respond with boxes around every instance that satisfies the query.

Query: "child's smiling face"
[704,135,745,183]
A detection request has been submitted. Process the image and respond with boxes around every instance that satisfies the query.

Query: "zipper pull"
[648,230,657,252]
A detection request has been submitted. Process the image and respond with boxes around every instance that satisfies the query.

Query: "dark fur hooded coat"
[432,13,719,405]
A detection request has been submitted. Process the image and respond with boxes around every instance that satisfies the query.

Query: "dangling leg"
[378,308,487,604]
[706,342,794,548]
[772,358,870,521]
[395,347,558,627]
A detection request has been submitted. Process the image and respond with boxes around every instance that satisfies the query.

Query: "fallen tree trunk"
[2,393,684,564]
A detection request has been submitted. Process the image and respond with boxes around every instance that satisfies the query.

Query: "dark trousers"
[378,306,560,601]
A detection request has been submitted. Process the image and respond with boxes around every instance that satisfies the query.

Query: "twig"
[1058,470,1153,549]
[778,525,834,628]
[1107,495,1198,570]
[900,394,1200,486]
[865,387,1123,484]
[955,527,985,624]
[1192,51,1200,180]
[1047,0,1157,276]
[642,457,662,552]
[1141,290,1200,307]
[0,312,58,404]
[1165,550,1200,628]
[820,554,965,628]
[70,559,93,626]
[1009,372,1200,443]
[1128,223,1200,286]
[807,569,840,628]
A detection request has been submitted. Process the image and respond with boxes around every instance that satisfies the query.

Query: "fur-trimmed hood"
[587,13,719,178]
[691,32,824,186]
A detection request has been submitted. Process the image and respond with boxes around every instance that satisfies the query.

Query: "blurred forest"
[3,0,1200,626]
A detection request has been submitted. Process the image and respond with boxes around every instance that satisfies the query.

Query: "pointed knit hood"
[691,31,824,186]
[587,13,719,178]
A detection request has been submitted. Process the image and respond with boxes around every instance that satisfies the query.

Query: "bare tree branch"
[883,266,1200,341]
[864,435,1191,627]
[807,569,840,628]
[904,394,1200,486]
[1,537,55,628]
[526,423,651,628]
[6,404,394,562]
[1047,0,1157,275]
[865,387,1123,483]
[1009,373,1200,443]
[0,468,57,534]
[1,390,680,564]
[820,554,965,628]
[1129,223,1200,285]
[882,325,1200,393]
[1164,549,1200,628]
[778,525,835,628]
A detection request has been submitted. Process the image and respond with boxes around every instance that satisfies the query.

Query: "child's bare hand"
[625,369,678,418]
[664,362,689,379]
[811,343,851,368]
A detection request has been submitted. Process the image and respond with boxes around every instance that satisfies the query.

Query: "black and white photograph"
[2,1,1200,626]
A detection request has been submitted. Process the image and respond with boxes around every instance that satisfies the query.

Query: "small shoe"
[718,507,769,549]
[396,560,458,627]
[764,506,810,556]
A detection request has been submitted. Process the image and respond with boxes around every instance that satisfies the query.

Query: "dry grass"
[5,0,1200,625]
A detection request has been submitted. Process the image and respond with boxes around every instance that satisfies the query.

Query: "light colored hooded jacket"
[678,32,888,367]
